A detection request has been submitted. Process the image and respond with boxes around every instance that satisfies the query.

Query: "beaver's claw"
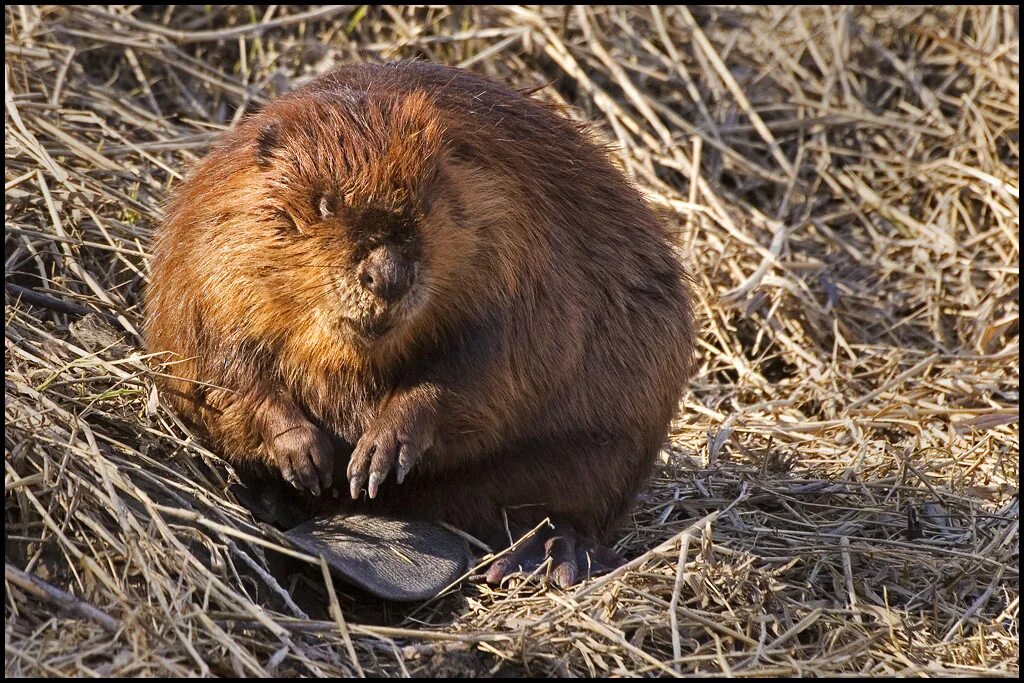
[347,400,434,499]
[268,422,335,496]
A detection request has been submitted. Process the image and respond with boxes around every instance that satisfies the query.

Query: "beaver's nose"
[358,246,414,303]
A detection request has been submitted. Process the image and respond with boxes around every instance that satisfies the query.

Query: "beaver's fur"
[145,61,696,559]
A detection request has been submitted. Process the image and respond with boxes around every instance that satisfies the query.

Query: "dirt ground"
[5,5,1019,677]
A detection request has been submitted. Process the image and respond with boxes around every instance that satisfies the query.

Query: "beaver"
[144,61,696,588]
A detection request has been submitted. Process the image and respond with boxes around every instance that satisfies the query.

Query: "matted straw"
[5,5,1018,677]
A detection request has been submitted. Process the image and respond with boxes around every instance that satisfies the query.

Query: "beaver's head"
[155,82,531,373]
[254,89,466,345]
[187,92,507,369]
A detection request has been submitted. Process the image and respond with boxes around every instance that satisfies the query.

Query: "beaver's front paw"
[347,399,435,500]
[267,421,335,497]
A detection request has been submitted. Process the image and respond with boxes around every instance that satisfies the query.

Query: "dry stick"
[575,609,684,678]
[152,503,322,565]
[836,171,956,251]
[88,456,293,644]
[4,4,1019,677]
[510,6,777,267]
[575,509,721,599]
[623,585,760,648]
[669,532,693,666]
[4,70,68,183]
[358,26,525,51]
[764,608,824,653]
[575,6,677,150]
[578,7,768,216]
[48,44,75,106]
[720,221,788,305]
[403,517,555,624]
[4,460,124,600]
[225,539,309,621]
[76,5,355,44]
[840,535,863,625]
[62,135,219,155]
[857,29,955,137]
[320,557,365,678]
[31,115,121,171]
[457,31,525,70]
[36,171,142,342]
[222,618,514,646]
[676,6,795,179]
[349,625,510,645]
[139,45,252,100]
[942,565,1006,643]
[649,5,719,136]
[123,46,162,118]
[688,135,702,206]
[5,282,121,325]
[640,77,789,186]
[194,611,267,676]
[846,353,940,410]
[493,508,723,674]
[5,563,120,632]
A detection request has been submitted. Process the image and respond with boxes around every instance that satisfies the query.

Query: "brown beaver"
[144,61,696,587]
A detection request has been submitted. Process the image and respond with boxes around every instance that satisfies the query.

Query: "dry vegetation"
[5,5,1019,677]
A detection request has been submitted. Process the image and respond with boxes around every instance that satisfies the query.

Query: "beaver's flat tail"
[285,514,470,601]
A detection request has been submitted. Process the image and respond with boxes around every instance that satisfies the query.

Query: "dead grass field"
[5,5,1019,677]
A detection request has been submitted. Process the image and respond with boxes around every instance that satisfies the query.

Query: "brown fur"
[144,61,696,544]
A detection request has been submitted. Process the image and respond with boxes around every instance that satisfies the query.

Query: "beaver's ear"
[255,121,280,169]
[417,160,446,216]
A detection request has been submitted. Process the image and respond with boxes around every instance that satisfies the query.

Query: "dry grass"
[4,5,1019,677]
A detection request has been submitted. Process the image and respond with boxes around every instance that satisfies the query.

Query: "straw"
[5,5,1018,677]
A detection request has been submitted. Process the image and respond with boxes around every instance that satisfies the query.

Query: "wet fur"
[145,61,697,542]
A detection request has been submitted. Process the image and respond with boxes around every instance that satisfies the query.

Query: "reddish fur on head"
[145,61,697,550]
[151,88,499,376]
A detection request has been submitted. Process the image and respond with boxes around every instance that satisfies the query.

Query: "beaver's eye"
[319,196,333,219]
[314,193,344,220]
